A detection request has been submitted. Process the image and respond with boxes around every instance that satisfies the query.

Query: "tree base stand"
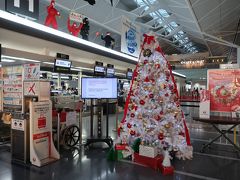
[160,165,174,175]
[85,137,113,148]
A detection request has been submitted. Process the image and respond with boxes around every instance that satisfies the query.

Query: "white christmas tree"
[118,34,192,160]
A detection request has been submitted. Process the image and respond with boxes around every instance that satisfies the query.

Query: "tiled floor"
[1,113,240,180]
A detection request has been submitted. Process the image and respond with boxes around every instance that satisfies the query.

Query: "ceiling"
[34,0,240,62]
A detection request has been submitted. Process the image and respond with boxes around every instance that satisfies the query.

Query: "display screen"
[54,59,72,73]
[94,66,105,73]
[106,68,115,77]
[81,78,118,99]
[127,71,133,79]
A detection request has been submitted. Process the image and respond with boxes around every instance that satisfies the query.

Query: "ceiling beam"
[203,32,240,48]
[198,0,227,22]
[205,39,237,48]
[184,0,213,56]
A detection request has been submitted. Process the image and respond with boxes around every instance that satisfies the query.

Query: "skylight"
[134,0,198,54]
[169,22,178,28]
[158,9,170,17]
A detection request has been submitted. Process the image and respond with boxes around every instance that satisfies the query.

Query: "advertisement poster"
[3,66,23,107]
[199,90,210,118]
[121,16,141,57]
[24,63,40,80]
[31,101,51,133]
[208,69,240,112]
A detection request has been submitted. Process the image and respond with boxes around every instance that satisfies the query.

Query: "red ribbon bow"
[143,34,155,44]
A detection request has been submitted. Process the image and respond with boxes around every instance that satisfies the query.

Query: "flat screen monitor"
[106,68,115,77]
[54,59,72,73]
[81,78,118,99]
[127,71,133,80]
[94,66,105,76]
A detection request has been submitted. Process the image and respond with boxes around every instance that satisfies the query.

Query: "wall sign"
[199,90,210,119]
[5,0,39,20]
[24,63,40,80]
[208,69,240,112]
[121,16,141,57]
[11,119,25,131]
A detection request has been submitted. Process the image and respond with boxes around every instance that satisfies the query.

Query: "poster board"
[208,69,240,112]
[199,90,210,119]
[121,16,141,57]
[2,66,23,111]
[24,81,50,101]
[30,100,59,167]
[23,63,40,80]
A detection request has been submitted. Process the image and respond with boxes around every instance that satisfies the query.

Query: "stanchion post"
[57,112,60,151]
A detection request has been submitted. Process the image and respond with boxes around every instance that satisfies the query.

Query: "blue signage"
[125,28,138,54]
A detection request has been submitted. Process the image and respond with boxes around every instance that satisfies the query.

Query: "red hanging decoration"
[44,0,60,29]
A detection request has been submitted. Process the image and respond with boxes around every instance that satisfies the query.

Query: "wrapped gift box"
[139,145,158,158]
[115,144,128,151]
[134,153,163,171]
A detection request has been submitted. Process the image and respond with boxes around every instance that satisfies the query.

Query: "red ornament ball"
[130,130,136,136]
[140,100,145,105]
[155,64,160,69]
[165,93,169,97]
[155,115,161,121]
[149,93,154,98]
[158,133,164,140]
[130,113,135,118]
[160,111,164,115]
[144,60,148,64]
[127,123,132,128]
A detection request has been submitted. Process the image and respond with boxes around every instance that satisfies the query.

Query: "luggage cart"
[52,100,83,149]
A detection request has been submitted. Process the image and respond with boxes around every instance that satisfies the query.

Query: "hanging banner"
[208,69,240,112]
[199,90,210,119]
[121,16,141,57]
[24,63,40,80]
[69,12,83,23]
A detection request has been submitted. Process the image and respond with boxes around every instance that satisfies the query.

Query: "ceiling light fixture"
[2,55,40,62]
[43,62,54,65]
[1,59,16,62]
[0,11,138,63]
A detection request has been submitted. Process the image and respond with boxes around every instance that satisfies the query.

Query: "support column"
[237,48,240,65]
[57,73,61,89]
[78,71,82,95]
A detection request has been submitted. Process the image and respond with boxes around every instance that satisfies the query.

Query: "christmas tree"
[118,34,192,160]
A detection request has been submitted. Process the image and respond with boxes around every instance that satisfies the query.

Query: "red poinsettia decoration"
[144,77,150,82]
[140,100,145,105]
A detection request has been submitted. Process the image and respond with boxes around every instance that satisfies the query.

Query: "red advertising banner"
[208,69,240,112]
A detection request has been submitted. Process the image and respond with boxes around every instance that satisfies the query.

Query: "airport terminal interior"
[0,0,240,179]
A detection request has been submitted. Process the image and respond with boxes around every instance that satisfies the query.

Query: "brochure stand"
[29,100,60,167]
